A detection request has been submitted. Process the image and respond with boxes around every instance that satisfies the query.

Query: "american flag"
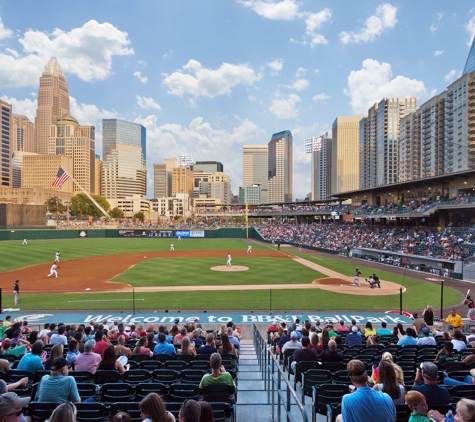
[52,167,70,188]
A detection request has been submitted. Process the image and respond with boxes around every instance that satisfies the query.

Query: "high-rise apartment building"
[101,144,146,199]
[359,98,416,188]
[242,145,268,203]
[48,113,96,194]
[305,133,332,200]
[35,58,70,155]
[268,131,292,203]
[331,116,364,194]
[193,161,223,173]
[172,166,194,198]
[12,115,35,152]
[22,154,73,193]
[0,100,12,187]
[153,158,178,198]
[101,119,147,199]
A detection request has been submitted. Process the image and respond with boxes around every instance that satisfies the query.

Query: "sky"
[0,1,474,199]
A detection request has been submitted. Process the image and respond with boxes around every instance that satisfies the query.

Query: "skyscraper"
[48,113,96,193]
[242,145,268,203]
[101,119,147,199]
[193,161,223,173]
[0,100,12,187]
[154,159,178,198]
[35,58,70,155]
[305,133,332,200]
[12,115,35,152]
[331,116,364,194]
[268,131,292,203]
[359,98,416,188]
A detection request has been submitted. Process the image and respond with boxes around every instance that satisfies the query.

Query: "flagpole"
[63,169,109,217]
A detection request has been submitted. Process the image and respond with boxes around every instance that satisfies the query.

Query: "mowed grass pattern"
[112,257,324,286]
[0,237,462,311]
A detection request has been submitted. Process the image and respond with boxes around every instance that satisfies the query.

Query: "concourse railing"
[253,324,310,422]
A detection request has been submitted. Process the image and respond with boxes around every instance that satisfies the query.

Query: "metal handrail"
[253,324,310,422]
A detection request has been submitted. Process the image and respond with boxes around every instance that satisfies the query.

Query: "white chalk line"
[68,299,146,303]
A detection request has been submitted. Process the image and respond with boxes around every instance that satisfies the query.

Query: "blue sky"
[0,1,474,199]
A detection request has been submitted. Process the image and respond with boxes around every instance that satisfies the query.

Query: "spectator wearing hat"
[74,340,102,374]
[412,362,450,407]
[17,340,44,374]
[417,327,436,346]
[36,357,81,403]
[267,321,279,333]
[282,331,302,354]
[153,333,177,356]
[320,340,344,364]
[345,326,362,347]
[0,392,30,422]
[336,359,396,422]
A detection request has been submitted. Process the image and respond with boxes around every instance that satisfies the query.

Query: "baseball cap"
[174,318,180,323]
[0,392,30,416]
[352,326,358,333]
[290,331,298,339]
[421,327,429,335]
[287,327,293,333]
[421,362,438,380]
[51,357,68,371]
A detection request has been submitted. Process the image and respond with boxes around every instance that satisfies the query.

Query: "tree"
[70,193,111,217]
[110,207,125,219]
[133,211,145,222]
[45,197,67,214]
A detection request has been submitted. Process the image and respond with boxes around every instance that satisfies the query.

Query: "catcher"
[366,273,381,289]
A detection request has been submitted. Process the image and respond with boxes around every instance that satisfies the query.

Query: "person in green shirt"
[405,390,444,422]
[1,338,31,357]
[199,352,235,390]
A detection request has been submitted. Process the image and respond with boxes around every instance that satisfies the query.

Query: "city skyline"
[0,2,475,198]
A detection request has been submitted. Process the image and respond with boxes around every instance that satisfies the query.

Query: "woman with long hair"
[218,333,238,358]
[321,329,330,347]
[393,323,406,338]
[115,335,132,358]
[310,332,323,351]
[48,402,78,422]
[98,345,129,374]
[371,352,404,385]
[178,336,196,357]
[199,401,215,422]
[372,361,405,404]
[139,392,175,422]
[454,398,475,422]
[133,337,153,357]
[363,322,376,337]
[44,344,63,370]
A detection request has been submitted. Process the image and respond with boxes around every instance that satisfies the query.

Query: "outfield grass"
[0,238,462,311]
[112,257,325,286]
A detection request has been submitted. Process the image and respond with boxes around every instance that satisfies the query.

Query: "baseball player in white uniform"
[170,243,175,251]
[55,251,60,262]
[226,253,232,267]
[247,245,252,253]
[22,239,27,245]
[178,235,182,241]
[47,262,59,278]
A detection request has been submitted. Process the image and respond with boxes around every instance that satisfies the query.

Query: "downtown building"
[0,100,12,187]
[101,119,146,199]
[359,98,417,189]
[305,133,332,200]
[241,145,268,204]
[153,158,178,198]
[268,131,292,203]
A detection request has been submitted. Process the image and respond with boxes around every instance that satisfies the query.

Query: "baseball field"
[0,237,462,311]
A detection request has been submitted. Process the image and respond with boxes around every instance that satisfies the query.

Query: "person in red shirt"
[268,321,279,333]
[93,330,110,355]
[113,324,129,342]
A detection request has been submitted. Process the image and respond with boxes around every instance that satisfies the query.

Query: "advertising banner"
[78,230,88,238]
[190,230,205,238]
[175,230,191,238]
[118,230,174,237]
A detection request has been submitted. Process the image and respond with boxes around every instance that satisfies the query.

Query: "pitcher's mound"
[312,277,404,296]
[211,265,249,272]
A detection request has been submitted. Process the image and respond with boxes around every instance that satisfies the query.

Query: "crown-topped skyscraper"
[35,58,70,155]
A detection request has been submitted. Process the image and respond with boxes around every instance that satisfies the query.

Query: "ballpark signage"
[175,230,190,238]
[118,230,173,237]
[8,312,413,325]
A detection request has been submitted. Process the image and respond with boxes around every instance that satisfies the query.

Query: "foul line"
[68,299,146,303]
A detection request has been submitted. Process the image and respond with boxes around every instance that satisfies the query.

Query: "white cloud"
[136,95,161,110]
[430,12,444,33]
[0,17,12,40]
[237,0,300,21]
[287,79,310,91]
[137,60,147,69]
[267,58,283,75]
[162,59,260,98]
[0,20,134,87]
[5,48,19,57]
[134,114,264,195]
[163,50,174,59]
[345,59,432,114]
[295,67,306,77]
[339,3,398,44]
[465,13,475,46]
[433,50,443,57]
[313,93,330,102]
[445,69,462,83]
[133,71,148,84]
[303,8,332,47]
[268,93,301,119]
[0,95,37,121]
[309,34,328,47]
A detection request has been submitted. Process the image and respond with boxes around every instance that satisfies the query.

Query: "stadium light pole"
[178,155,194,221]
